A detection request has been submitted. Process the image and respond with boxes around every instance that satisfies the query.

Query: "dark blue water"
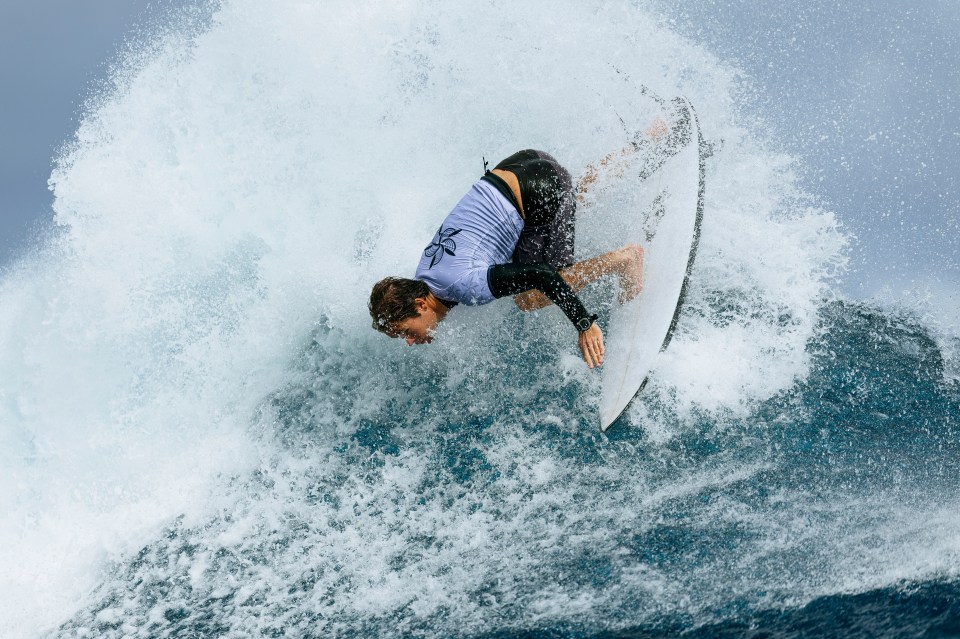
[481,581,960,638]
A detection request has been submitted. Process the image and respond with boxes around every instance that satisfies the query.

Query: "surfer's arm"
[488,263,596,330]
[488,262,604,368]
[512,245,643,311]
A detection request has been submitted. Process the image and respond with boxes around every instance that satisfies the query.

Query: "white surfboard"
[599,96,705,431]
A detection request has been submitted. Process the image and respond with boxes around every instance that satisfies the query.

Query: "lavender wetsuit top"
[415,179,522,306]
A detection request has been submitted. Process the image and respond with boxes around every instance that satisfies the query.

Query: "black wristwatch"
[576,314,599,333]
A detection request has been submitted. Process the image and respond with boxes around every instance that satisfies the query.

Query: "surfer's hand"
[578,323,605,369]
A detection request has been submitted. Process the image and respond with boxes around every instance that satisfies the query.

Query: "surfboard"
[598,96,706,431]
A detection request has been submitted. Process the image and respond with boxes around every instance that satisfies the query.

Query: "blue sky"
[657,0,960,297]
[2,0,957,298]
[0,1,173,262]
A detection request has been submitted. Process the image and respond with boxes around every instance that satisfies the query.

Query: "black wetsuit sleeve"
[487,262,595,331]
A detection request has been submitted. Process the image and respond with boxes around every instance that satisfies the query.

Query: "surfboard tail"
[600,377,648,432]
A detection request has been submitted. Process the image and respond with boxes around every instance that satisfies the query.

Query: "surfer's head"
[369,277,444,345]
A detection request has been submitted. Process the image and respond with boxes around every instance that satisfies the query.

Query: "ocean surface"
[1,1,958,637]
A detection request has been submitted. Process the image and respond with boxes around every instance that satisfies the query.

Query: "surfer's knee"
[616,244,643,270]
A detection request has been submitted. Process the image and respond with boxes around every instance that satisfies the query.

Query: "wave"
[0,0,955,636]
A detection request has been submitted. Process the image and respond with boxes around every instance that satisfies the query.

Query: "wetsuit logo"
[424,225,462,268]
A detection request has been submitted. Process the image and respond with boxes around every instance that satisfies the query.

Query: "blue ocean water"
[1,1,958,637]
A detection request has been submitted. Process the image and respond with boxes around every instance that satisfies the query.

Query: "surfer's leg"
[532,151,576,269]
[505,151,581,311]
[508,151,576,269]
[615,244,644,304]
[513,244,643,311]
[576,116,671,200]
[576,146,638,198]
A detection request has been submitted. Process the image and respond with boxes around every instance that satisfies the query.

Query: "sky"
[655,0,960,298]
[1,0,958,299]
[0,0,185,263]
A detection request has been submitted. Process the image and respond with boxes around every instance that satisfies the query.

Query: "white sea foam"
[1,0,952,636]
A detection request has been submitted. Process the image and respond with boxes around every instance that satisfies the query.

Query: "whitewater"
[2,1,958,636]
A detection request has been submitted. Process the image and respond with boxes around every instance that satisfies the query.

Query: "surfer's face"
[390,298,440,345]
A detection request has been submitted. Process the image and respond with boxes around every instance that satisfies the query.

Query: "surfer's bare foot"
[617,244,644,304]
[646,117,668,142]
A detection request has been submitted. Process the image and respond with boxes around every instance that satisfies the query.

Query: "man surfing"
[368,147,648,369]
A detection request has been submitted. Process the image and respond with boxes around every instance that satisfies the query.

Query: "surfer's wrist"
[575,313,599,333]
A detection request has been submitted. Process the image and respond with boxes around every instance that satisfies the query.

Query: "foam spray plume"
[1,1,958,636]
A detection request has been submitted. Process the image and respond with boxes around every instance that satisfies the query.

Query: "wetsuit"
[414,150,596,332]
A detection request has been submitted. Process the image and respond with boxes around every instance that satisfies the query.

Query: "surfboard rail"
[598,96,707,432]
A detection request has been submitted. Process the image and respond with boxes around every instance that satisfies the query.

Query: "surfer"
[368,149,645,369]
